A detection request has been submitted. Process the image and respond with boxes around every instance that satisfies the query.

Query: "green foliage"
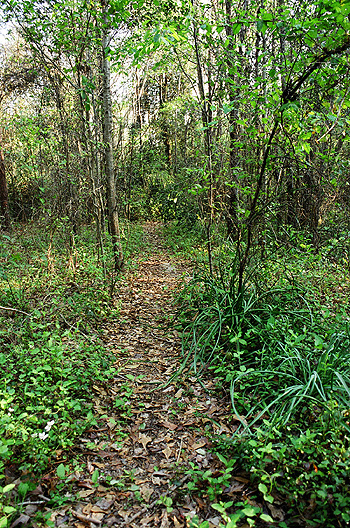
[186,455,275,527]
[175,242,315,379]
[230,328,350,435]
[222,426,350,526]
[157,495,174,513]
[0,222,146,475]
[0,326,115,471]
[186,456,235,501]
[176,235,350,525]
[162,219,206,256]
[0,484,16,528]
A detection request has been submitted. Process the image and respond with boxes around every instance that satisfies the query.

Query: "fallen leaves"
[162,445,172,460]
[192,440,207,450]
[71,507,104,525]
[160,420,178,431]
[140,484,154,502]
[138,433,152,450]
[23,226,282,528]
[174,388,184,398]
[77,489,95,499]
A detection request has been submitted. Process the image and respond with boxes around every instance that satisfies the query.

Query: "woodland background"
[1,0,350,527]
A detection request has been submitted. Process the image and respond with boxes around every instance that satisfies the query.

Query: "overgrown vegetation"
[0,223,148,526]
[1,0,350,524]
[172,225,350,527]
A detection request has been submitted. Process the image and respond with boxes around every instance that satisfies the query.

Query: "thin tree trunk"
[225,0,239,240]
[0,146,10,231]
[193,23,213,275]
[159,74,171,169]
[101,0,123,271]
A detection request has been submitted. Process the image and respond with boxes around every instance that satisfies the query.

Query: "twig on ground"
[0,305,30,316]
[18,500,46,506]
[19,494,50,505]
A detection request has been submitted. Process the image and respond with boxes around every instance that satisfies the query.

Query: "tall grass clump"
[175,242,350,525]
[175,243,350,433]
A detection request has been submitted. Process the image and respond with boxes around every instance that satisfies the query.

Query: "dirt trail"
[49,223,237,528]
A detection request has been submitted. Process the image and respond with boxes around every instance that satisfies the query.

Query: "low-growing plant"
[186,455,235,501]
[0,483,16,528]
[174,245,316,382]
[217,425,350,526]
[0,327,116,471]
[188,501,274,528]
[176,238,350,526]
[157,495,174,513]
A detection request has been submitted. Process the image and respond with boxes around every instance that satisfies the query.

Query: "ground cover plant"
[0,222,148,526]
[173,225,350,527]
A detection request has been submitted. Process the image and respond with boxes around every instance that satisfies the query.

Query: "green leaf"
[314,335,324,349]
[92,469,99,484]
[260,513,274,522]
[259,485,275,503]
[216,453,228,465]
[3,507,16,514]
[232,23,241,35]
[257,19,268,33]
[242,505,259,517]
[56,463,66,479]
[301,142,311,154]
[2,484,15,494]
[258,483,268,494]
[212,503,225,513]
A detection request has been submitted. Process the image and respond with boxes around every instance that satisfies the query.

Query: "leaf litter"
[17,223,285,527]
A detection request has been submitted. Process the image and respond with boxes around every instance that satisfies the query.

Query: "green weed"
[176,236,350,526]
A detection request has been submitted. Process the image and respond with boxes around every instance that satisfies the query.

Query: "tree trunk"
[159,74,171,169]
[193,22,213,275]
[0,146,10,231]
[102,1,123,271]
[225,0,239,240]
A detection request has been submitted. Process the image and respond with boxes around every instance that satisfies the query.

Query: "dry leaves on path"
[31,223,264,528]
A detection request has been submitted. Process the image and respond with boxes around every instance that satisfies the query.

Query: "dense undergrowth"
[167,222,350,527]
[0,221,147,527]
[2,218,350,527]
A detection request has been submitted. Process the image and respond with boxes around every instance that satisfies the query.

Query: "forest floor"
[4,221,350,528]
[38,222,248,528]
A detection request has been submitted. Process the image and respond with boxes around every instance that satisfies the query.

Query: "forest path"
[50,223,236,528]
